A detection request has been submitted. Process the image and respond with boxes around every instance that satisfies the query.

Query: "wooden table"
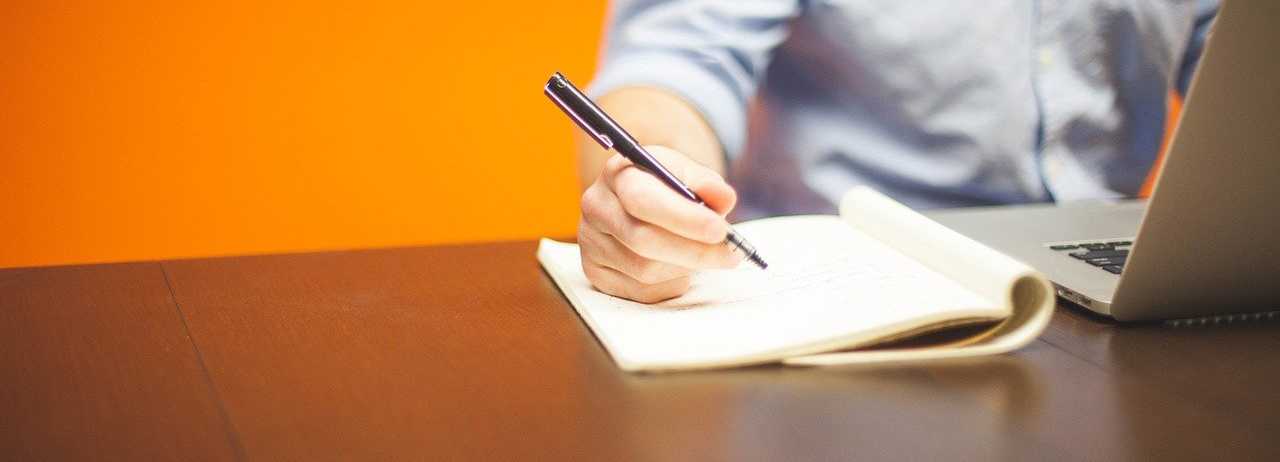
[2,241,1278,460]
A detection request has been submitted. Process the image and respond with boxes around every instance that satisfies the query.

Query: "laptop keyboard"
[1047,240,1134,275]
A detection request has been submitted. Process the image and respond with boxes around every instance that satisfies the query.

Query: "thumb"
[644,145,738,217]
[690,175,737,218]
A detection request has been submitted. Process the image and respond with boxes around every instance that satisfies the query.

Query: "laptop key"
[1081,243,1114,251]
[1074,250,1128,259]
[1050,244,1079,251]
[1088,256,1127,266]
[1103,265,1123,274]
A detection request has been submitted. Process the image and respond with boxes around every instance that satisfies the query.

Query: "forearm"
[575,86,726,190]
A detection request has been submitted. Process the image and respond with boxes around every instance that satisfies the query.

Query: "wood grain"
[162,243,628,460]
[159,241,1280,460]
[0,263,238,460]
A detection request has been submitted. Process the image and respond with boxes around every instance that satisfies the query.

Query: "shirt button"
[1044,153,1063,179]
[1039,49,1053,67]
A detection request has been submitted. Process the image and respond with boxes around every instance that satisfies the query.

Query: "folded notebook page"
[538,187,1054,372]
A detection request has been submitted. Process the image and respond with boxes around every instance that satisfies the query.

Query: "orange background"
[0,2,1177,270]
[1,1,607,269]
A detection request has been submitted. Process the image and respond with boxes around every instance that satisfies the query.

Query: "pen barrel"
[617,145,702,203]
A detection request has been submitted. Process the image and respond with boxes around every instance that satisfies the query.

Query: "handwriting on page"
[650,254,893,309]
[591,216,951,312]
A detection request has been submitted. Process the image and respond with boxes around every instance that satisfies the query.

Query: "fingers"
[609,168,727,244]
[605,146,737,243]
[645,145,738,216]
[577,147,743,303]
[580,255,692,304]
[686,170,738,218]
[579,221,693,285]
[581,180,741,270]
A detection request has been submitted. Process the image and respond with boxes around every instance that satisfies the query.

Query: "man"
[575,1,1218,302]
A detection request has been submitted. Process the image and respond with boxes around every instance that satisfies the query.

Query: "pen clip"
[544,73,615,150]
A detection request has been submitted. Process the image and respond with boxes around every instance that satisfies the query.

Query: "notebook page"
[538,215,1003,371]
[840,187,1039,314]
[781,188,1056,367]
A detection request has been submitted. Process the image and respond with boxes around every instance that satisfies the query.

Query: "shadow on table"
[598,353,1048,460]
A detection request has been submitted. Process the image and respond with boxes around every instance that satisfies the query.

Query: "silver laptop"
[926,0,1279,322]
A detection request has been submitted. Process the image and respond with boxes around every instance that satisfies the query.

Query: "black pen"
[544,72,768,270]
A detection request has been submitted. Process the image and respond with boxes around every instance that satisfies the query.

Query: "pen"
[544,71,768,270]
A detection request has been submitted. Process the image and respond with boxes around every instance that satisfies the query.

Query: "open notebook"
[538,187,1055,372]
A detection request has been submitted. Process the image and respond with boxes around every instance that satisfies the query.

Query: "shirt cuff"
[587,51,749,161]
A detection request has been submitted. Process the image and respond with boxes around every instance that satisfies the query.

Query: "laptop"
[925,0,1279,322]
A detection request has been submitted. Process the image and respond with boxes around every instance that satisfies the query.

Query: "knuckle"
[578,228,607,262]
[582,261,632,299]
[604,154,630,173]
[611,188,636,215]
[621,224,657,255]
[618,281,653,303]
[634,277,691,304]
[631,259,668,285]
[581,180,597,199]
[669,276,692,295]
[580,184,601,213]
[580,187,620,234]
[629,287,667,304]
[576,224,593,252]
[613,169,644,200]
[580,259,611,289]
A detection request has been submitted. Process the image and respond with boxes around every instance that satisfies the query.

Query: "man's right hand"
[578,146,744,303]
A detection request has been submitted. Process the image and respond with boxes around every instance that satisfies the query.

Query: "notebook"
[537,187,1055,372]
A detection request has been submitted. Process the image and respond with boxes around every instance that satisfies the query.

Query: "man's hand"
[578,146,743,303]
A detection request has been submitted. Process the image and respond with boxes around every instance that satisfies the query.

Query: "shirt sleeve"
[1175,0,1220,96]
[589,0,804,161]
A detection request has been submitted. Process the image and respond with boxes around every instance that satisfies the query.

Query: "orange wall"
[1,1,606,269]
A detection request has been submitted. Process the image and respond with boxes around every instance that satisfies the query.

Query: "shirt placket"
[1032,0,1078,201]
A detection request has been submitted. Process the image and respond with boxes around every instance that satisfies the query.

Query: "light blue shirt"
[590,0,1218,214]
